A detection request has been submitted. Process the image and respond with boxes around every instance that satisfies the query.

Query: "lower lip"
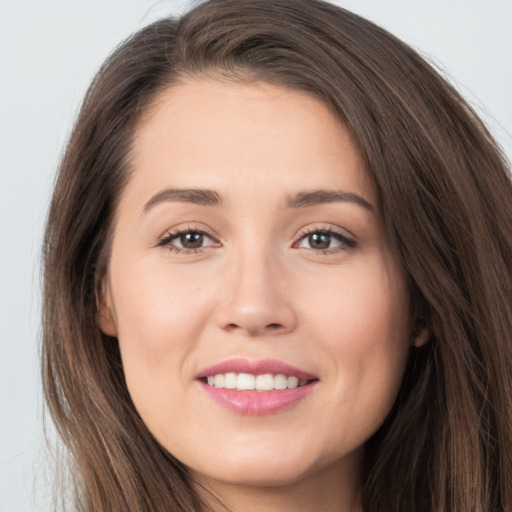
[199,381,317,415]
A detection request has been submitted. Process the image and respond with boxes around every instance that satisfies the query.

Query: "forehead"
[126,78,374,207]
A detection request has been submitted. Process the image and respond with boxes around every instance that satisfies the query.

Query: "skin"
[99,79,419,512]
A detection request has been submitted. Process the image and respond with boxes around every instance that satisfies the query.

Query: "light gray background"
[1,1,511,511]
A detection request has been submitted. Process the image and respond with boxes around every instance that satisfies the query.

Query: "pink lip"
[196,358,318,415]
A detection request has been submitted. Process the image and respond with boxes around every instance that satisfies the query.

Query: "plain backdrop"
[0,1,510,510]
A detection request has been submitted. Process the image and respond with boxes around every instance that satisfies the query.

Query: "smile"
[205,373,310,391]
[197,359,318,414]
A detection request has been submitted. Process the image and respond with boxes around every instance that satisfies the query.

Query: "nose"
[214,247,297,337]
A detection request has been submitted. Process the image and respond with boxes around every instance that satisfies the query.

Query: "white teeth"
[255,374,274,391]
[205,372,311,391]
[224,372,237,389]
[237,373,255,390]
[214,374,225,388]
[287,376,299,389]
[274,374,288,390]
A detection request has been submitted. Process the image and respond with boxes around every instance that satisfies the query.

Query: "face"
[100,79,413,501]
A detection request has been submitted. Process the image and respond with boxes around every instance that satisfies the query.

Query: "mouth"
[201,373,312,391]
[196,359,318,415]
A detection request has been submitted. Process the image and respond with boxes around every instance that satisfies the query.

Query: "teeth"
[255,374,274,391]
[287,376,299,389]
[274,374,288,390]
[205,372,311,391]
[237,373,255,390]
[224,372,237,389]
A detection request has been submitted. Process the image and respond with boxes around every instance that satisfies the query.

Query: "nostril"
[224,322,283,333]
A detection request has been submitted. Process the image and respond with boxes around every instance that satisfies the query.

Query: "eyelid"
[157,224,221,251]
[156,223,356,254]
[292,224,357,252]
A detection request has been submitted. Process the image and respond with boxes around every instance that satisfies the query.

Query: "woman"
[42,0,512,510]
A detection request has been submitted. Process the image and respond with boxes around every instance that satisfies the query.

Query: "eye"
[294,228,356,253]
[158,228,219,253]
[174,231,208,249]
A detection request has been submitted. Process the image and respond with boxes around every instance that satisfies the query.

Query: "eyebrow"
[143,188,223,211]
[143,187,374,213]
[286,189,374,212]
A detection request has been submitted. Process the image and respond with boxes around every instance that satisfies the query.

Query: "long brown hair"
[42,1,512,510]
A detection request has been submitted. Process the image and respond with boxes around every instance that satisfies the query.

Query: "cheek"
[107,256,214,418]
[310,254,408,343]
[305,255,410,426]
[111,255,212,352]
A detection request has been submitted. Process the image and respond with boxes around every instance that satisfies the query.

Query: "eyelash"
[293,226,357,254]
[157,226,357,255]
[157,226,219,255]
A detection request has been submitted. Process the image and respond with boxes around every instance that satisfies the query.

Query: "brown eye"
[159,229,218,252]
[179,232,204,249]
[308,232,331,250]
[295,229,354,253]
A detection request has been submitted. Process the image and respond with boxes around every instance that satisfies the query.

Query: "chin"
[188,447,317,488]
[200,464,310,489]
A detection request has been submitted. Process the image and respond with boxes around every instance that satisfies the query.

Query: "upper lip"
[196,358,317,380]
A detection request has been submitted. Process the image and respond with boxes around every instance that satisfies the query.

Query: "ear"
[412,328,430,348]
[97,279,118,337]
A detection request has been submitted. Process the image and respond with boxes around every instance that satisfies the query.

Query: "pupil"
[309,233,330,250]
[181,232,203,248]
